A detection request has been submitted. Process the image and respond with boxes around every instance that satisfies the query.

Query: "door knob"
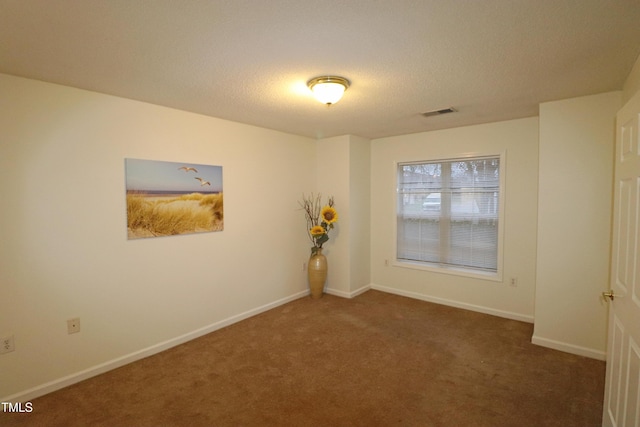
[602,291,616,301]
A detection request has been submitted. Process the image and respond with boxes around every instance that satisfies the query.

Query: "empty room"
[2,1,640,426]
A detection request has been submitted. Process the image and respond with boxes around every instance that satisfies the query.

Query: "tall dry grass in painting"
[127,193,223,239]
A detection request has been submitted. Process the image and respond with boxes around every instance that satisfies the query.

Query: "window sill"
[392,259,502,283]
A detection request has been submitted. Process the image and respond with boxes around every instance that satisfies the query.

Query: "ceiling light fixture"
[307,76,350,105]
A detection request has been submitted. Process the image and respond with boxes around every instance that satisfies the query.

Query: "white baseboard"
[370,283,535,323]
[2,290,310,403]
[531,335,606,361]
[325,284,371,299]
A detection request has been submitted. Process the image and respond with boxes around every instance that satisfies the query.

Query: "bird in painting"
[195,177,211,186]
[178,166,198,173]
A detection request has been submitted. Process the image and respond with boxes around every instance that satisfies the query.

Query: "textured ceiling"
[2,0,640,139]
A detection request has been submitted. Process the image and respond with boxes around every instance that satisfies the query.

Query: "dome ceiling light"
[307,76,350,105]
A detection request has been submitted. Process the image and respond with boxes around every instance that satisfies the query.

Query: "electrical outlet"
[510,277,518,287]
[384,259,389,266]
[0,335,15,354]
[67,318,81,334]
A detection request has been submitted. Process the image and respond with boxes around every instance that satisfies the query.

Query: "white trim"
[1,290,309,403]
[531,335,606,361]
[371,283,534,323]
[325,284,371,299]
[391,259,502,282]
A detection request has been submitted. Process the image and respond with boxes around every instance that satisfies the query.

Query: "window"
[397,155,501,274]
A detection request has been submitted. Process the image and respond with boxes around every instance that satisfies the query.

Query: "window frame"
[393,152,506,282]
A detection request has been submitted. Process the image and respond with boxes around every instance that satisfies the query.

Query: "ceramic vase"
[308,248,328,299]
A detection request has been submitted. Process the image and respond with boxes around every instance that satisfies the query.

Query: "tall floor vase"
[307,248,328,299]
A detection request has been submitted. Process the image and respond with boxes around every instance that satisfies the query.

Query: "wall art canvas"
[125,158,223,239]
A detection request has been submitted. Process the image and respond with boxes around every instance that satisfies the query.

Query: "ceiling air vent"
[422,107,457,118]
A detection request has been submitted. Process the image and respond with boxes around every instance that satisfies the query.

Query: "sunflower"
[310,225,325,237]
[299,194,338,254]
[321,206,338,224]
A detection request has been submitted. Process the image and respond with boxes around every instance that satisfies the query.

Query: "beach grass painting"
[125,158,223,239]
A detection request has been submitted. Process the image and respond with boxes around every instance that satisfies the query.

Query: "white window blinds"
[397,156,500,272]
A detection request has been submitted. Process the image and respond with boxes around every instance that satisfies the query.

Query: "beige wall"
[315,136,350,295]
[534,92,621,360]
[533,56,640,359]
[623,53,640,105]
[370,118,540,321]
[348,135,371,295]
[315,135,371,297]
[0,74,317,400]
